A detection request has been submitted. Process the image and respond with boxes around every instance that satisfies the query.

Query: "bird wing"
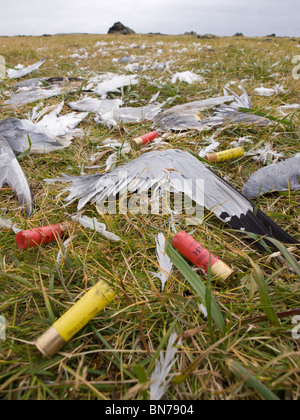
[46,149,297,247]
[242,155,300,198]
[0,118,72,154]
[153,96,234,131]
[0,135,33,216]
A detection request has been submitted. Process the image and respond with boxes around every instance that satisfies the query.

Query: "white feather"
[93,74,139,99]
[7,58,46,79]
[4,85,62,108]
[0,216,21,233]
[247,143,284,165]
[36,102,88,137]
[171,71,204,84]
[105,153,117,172]
[198,136,220,158]
[56,236,76,264]
[71,214,121,242]
[152,233,173,291]
[150,332,182,400]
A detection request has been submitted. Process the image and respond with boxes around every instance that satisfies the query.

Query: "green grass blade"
[265,237,300,278]
[205,245,214,342]
[238,107,290,126]
[17,134,32,161]
[227,359,280,400]
[165,240,226,336]
[250,260,280,326]
[133,364,148,399]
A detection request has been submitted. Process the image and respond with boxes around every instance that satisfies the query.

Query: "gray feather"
[4,85,63,108]
[153,96,234,131]
[0,135,33,216]
[0,118,72,154]
[242,154,300,198]
[154,87,270,132]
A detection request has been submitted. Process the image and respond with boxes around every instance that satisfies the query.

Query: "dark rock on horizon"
[184,31,197,36]
[197,34,217,39]
[108,22,135,35]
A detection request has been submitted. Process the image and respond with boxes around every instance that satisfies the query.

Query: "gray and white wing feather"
[0,135,33,216]
[0,118,72,154]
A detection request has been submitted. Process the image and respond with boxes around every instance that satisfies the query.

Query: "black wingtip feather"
[256,208,299,245]
[220,209,299,251]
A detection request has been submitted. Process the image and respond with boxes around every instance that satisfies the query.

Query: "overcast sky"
[1,0,300,37]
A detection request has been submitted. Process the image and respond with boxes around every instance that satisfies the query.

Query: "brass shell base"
[130,137,144,150]
[35,326,66,359]
[211,260,235,282]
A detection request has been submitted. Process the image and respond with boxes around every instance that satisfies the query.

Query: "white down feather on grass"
[151,232,173,291]
[150,332,182,400]
[71,214,121,242]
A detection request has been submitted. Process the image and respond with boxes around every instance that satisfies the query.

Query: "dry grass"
[0,33,299,400]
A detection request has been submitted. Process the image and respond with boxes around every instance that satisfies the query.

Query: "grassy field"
[0,33,299,400]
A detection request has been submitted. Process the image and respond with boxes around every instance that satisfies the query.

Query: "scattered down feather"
[45,149,298,250]
[68,97,123,114]
[6,58,47,79]
[247,143,284,165]
[36,102,88,137]
[254,85,285,97]
[242,154,300,199]
[152,233,173,291]
[5,77,82,108]
[171,71,205,84]
[0,216,21,233]
[150,332,182,400]
[0,135,33,216]
[93,74,139,99]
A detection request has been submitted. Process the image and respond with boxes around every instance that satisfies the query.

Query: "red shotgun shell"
[172,231,234,281]
[130,131,159,149]
[16,223,70,250]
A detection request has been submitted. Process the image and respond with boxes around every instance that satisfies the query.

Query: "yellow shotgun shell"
[35,279,116,358]
[206,147,245,163]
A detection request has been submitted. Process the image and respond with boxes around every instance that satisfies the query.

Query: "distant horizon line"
[0,32,299,38]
